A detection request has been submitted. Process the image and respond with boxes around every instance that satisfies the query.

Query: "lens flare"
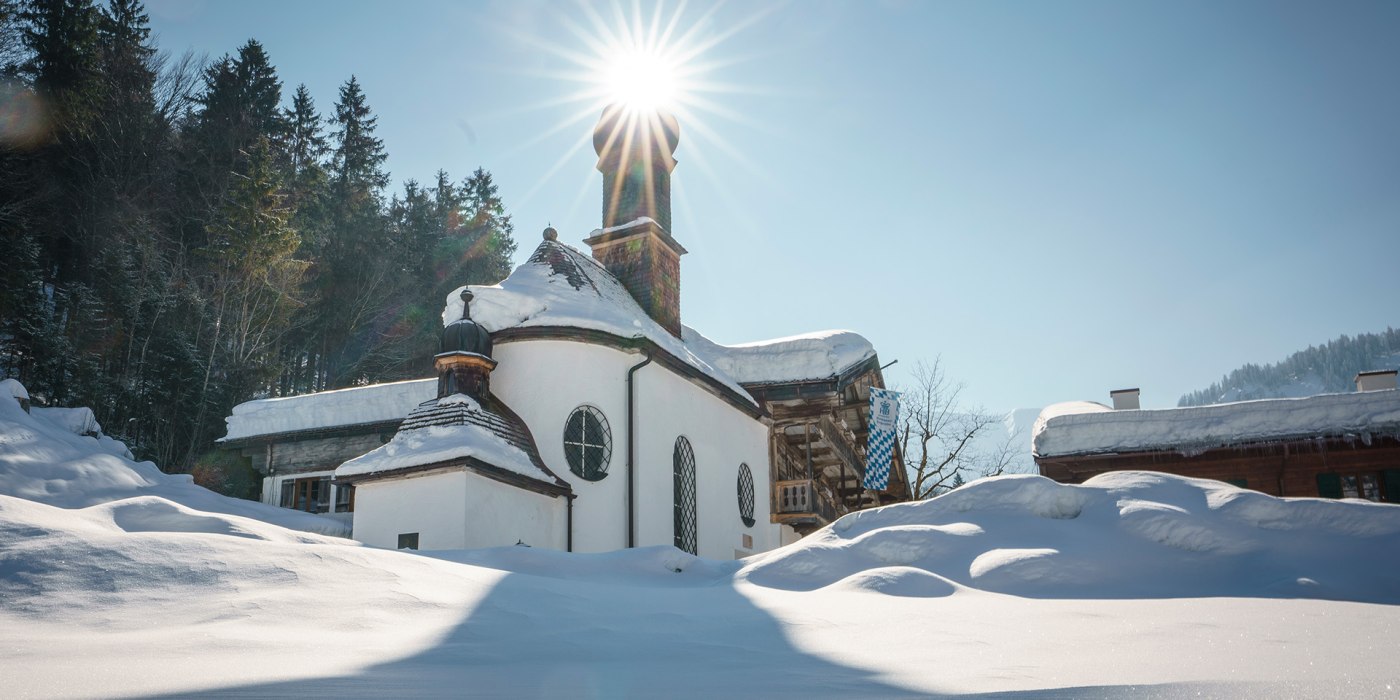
[604,49,678,113]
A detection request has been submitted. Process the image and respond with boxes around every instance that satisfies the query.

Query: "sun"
[603,48,679,113]
[491,1,776,219]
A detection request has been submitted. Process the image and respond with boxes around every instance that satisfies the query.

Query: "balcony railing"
[773,479,838,525]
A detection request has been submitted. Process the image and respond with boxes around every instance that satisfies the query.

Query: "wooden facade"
[748,355,912,534]
[1038,434,1400,503]
[222,422,398,513]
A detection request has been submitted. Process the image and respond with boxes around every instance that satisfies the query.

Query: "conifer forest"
[0,0,519,493]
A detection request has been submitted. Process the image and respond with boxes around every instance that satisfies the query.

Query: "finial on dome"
[543,225,558,241]
[459,289,474,320]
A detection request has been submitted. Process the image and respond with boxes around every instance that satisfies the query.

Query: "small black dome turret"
[440,289,493,358]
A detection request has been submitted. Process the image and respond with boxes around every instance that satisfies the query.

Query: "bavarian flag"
[862,387,901,491]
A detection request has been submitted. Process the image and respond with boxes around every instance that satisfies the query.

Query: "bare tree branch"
[895,357,1013,499]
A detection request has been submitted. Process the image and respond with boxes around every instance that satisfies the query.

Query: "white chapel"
[219,105,910,558]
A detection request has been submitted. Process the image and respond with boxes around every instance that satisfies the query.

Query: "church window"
[673,437,698,555]
[564,406,612,481]
[737,463,756,528]
[397,533,419,550]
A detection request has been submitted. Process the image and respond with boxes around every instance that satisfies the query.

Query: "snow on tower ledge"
[1033,389,1400,459]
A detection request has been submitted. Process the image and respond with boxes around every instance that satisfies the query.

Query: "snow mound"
[0,384,348,537]
[740,472,1400,602]
[822,566,960,597]
[2,377,29,400]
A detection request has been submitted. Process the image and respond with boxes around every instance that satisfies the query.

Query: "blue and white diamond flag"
[863,387,901,491]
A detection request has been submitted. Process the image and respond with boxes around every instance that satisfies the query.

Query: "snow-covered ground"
[2,387,1399,698]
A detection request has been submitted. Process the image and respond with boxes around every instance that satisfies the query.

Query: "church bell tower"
[584,105,687,337]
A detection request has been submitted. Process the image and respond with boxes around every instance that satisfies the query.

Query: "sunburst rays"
[491,0,775,230]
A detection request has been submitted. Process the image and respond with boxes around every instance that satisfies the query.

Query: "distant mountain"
[1179,328,1400,407]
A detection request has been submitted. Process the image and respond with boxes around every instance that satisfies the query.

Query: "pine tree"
[300,74,395,388]
[187,135,305,461]
[279,83,327,214]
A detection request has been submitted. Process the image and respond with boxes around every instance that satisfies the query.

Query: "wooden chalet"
[1034,374,1400,504]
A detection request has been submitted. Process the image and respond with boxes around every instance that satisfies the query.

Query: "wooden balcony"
[772,478,838,527]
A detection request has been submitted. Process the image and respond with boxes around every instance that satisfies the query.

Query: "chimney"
[1355,370,1397,393]
[1110,388,1140,410]
[583,105,687,337]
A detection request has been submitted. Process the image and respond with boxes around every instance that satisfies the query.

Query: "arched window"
[737,463,755,528]
[673,436,697,555]
[563,406,612,481]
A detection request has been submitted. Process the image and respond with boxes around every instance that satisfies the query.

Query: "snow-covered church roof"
[448,236,878,398]
[1033,389,1400,459]
[335,393,566,491]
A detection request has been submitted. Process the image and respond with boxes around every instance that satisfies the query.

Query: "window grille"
[563,406,612,481]
[737,463,756,528]
[673,437,697,554]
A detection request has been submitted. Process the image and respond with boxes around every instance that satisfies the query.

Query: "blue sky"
[146,0,1400,413]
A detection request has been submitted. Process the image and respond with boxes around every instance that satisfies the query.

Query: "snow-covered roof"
[1033,389,1400,458]
[683,328,876,386]
[335,393,564,489]
[448,234,878,396]
[221,379,436,442]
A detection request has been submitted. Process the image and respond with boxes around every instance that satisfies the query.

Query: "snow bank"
[222,378,435,442]
[740,471,1400,603]
[0,384,348,536]
[31,406,101,437]
[2,461,1399,696]
[1034,389,1400,457]
[683,327,876,385]
[2,377,29,400]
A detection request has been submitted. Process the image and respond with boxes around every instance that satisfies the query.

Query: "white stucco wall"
[351,468,566,551]
[492,339,782,558]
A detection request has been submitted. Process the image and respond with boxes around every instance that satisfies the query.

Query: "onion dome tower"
[436,289,497,399]
[584,105,688,337]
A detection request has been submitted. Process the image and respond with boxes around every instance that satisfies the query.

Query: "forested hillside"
[1179,328,1400,406]
[0,0,518,490]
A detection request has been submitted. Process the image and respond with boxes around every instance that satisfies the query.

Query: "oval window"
[737,463,756,528]
[563,406,612,481]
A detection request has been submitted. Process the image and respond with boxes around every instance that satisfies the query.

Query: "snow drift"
[0,385,348,537]
[741,472,1400,603]
[4,382,1400,697]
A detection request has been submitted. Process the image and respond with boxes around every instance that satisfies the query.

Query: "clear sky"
[145,0,1400,413]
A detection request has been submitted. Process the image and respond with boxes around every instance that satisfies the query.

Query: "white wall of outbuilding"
[351,468,567,551]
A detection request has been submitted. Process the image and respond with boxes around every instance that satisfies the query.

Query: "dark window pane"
[335,484,354,513]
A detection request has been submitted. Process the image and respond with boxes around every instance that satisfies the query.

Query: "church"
[219,105,910,558]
